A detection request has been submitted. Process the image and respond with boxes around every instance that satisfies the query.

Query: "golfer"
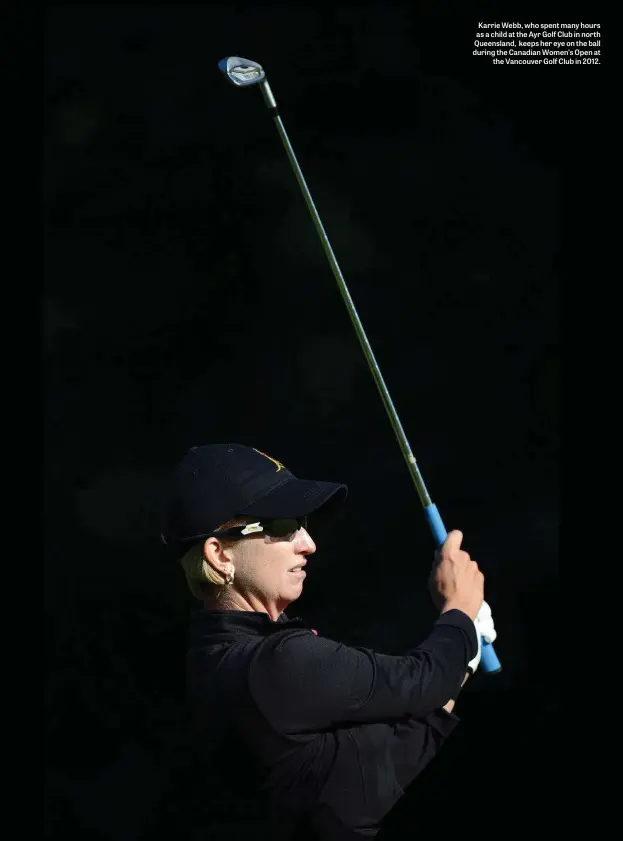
[161,443,495,840]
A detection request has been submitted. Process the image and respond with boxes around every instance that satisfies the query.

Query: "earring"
[224,569,235,585]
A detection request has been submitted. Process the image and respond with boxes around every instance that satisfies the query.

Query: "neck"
[204,589,287,621]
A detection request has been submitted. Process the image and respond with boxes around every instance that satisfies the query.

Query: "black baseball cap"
[161,443,348,552]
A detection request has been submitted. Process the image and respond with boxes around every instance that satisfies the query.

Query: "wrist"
[442,673,470,714]
[441,601,479,621]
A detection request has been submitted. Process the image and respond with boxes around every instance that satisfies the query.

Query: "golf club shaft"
[260,82,500,674]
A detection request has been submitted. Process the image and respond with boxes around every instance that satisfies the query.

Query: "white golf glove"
[467,601,497,674]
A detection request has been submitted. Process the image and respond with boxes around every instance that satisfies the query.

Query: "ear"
[203,536,232,575]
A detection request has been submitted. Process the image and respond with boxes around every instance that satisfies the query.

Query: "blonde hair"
[179,517,251,601]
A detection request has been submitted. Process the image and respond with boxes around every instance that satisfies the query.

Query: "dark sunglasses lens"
[267,517,306,537]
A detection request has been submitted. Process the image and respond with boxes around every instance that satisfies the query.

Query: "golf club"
[218,56,501,674]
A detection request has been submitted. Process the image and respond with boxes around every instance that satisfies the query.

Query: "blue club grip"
[424,504,501,674]
[424,503,451,548]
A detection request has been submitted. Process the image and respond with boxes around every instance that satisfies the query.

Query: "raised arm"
[250,530,483,732]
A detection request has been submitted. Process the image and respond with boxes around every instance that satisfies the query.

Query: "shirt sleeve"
[389,709,460,792]
[249,609,477,734]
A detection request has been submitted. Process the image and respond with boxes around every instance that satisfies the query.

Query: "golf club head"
[218,56,265,87]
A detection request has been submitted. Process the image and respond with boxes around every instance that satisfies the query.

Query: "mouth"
[288,563,307,575]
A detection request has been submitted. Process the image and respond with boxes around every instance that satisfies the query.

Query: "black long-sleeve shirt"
[185,607,478,840]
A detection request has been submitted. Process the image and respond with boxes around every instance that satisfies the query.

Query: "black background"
[44,4,574,838]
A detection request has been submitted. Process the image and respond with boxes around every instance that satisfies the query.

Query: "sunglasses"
[210,516,308,540]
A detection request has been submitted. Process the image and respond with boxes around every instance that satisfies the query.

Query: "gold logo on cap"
[253,448,286,472]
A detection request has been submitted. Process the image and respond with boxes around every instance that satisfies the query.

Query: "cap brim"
[240,476,347,520]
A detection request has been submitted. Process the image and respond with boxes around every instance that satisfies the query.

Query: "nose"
[296,527,316,556]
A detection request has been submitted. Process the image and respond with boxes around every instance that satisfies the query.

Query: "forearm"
[442,672,470,713]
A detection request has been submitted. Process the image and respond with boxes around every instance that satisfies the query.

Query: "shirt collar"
[188,607,310,645]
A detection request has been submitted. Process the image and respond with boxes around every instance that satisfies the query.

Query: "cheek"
[235,544,295,589]
[236,547,279,585]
